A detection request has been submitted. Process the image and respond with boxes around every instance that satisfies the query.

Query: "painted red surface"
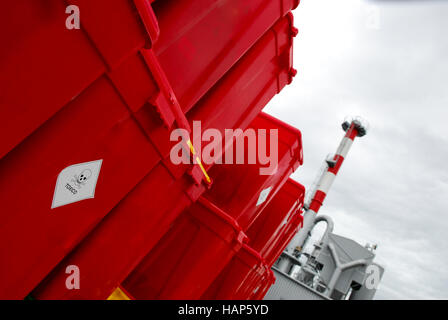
[121,112,303,300]
[29,16,297,300]
[202,179,305,300]
[203,112,303,231]
[201,244,269,300]
[0,0,298,160]
[122,197,247,300]
[246,179,305,264]
[0,0,303,300]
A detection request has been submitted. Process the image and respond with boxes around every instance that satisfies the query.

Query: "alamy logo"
[170,121,279,176]
[365,264,381,290]
[65,265,80,290]
[52,160,102,209]
[65,5,80,30]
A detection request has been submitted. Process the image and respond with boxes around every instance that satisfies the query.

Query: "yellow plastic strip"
[187,140,211,184]
[107,287,131,300]
[187,139,196,155]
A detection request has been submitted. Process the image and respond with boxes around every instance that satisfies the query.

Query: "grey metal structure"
[349,262,384,300]
[264,268,329,300]
[266,216,384,300]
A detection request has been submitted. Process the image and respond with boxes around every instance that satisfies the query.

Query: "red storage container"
[32,162,205,300]
[156,14,297,175]
[246,178,305,261]
[253,269,276,300]
[130,12,298,165]
[153,0,299,114]
[0,0,299,160]
[122,197,246,300]
[192,14,296,144]
[202,244,268,300]
[0,0,144,160]
[265,212,304,267]
[121,112,302,300]
[29,15,297,300]
[0,76,165,300]
[202,180,305,300]
[203,112,303,231]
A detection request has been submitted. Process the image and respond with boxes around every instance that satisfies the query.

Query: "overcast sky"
[265,0,448,299]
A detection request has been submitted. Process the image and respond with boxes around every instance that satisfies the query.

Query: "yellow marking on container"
[187,139,211,183]
[107,286,131,300]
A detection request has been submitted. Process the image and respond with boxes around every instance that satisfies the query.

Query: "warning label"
[256,186,272,206]
[51,159,103,209]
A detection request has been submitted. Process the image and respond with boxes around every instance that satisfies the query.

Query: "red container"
[122,197,246,300]
[122,108,304,299]
[32,162,205,300]
[155,14,297,173]
[0,76,165,300]
[0,0,144,160]
[246,178,305,262]
[29,15,297,299]
[191,14,296,146]
[253,269,276,300]
[265,212,304,267]
[153,0,299,114]
[202,180,304,300]
[1,0,300,300]
[0,0,299,160]
[201,244,267,300]
[203,112,303,231]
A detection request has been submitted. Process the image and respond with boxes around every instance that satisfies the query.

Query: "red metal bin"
[246,178,305,261]
[122,197,246,300]
[121,112,302,300]
[0,0,299,160]
[1,0,300,300]
[253,269,276,300]
[190,14,297,148]
[130,11,298,165]
[203,112,303,231]
[265,212,304,267]
[201,244,267,300]
[153,0,299,114]
[202,179,304,300]
[0,0,144,160]
[156,14,297,176]
[0,76,165,300]
[32,162,205,300]
[29,15,297,299]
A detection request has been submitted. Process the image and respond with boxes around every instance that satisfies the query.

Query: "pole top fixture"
[342,116,369,137]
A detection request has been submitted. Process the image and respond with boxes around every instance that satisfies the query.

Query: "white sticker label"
[51,160,103,209]
[256,186,272,206]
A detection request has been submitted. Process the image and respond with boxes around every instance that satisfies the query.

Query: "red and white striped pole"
[282,117,368,261]
[307,118,366,214]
